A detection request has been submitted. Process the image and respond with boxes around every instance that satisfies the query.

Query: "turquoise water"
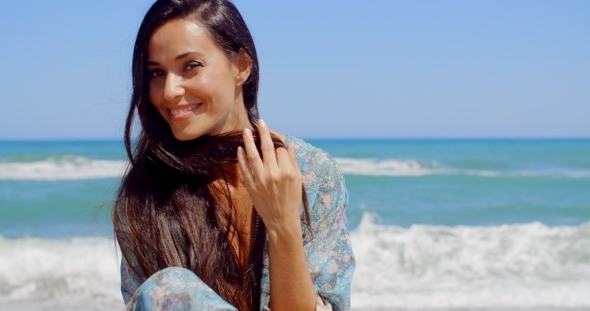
[310,139,590,228]
[0,141,125,238]
[1,139,590,308]
[1,139,588,238]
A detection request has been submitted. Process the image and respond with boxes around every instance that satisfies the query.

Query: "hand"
[237,119,302,233]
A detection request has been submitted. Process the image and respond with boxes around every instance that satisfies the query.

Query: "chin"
[171,128,203,141]
[173,132,200,141]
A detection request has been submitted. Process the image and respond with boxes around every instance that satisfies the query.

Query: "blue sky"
[1,0,588,139]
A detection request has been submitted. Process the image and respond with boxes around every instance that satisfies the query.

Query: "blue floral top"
[120,135,355,310]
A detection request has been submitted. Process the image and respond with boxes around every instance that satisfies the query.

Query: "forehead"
[148,19,222,61]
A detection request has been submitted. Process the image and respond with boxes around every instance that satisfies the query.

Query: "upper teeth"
[170,106,196,116]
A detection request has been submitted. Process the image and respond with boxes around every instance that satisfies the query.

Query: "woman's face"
[147,19,252,141]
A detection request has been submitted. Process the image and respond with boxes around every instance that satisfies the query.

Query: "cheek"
[148,84,163,107]
[212,75,236,102]
[195,76,233,109]
[201,63,236,98]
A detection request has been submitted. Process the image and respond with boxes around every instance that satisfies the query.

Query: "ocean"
[0,139,589,310]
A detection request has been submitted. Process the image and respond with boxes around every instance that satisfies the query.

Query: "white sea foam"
[2,156,587,180]
[0,236,121,304]
[334,158,444,176]
[350,213,590,309]
[1,217,589,308]
[334,157,590,178]
[0,156,127,180]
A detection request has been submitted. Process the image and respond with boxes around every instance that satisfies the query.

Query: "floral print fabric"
[120,135,355,310]
[123,267,236,311]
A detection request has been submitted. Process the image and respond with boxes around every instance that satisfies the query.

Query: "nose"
[163,73,185,102]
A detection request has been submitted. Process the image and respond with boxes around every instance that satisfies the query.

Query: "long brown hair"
[113,1,310,310]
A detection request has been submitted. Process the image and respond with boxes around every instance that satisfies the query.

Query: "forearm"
[267,222,317,311]
[238,122,322,310]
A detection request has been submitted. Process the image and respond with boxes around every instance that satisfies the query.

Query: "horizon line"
[1,136,589,142]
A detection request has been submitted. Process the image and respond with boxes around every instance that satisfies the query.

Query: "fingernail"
[258,119,266,128]
[237,146,243,156]
[244,128,252,137]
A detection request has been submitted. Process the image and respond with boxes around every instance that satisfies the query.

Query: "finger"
[242,128,264,176]
[275,147,291,171]
[257,119,278,169]
[237,146,256,186]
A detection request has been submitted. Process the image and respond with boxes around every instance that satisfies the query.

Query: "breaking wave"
[1,156,588,180]
[335,158,443,176]
[334,157,590,178]
[350,213,590,309]
[0,236,121,304]
[0,156,127,180]
[1,215,589,308]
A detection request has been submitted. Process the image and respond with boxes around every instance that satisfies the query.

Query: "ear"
[232,48,252,86]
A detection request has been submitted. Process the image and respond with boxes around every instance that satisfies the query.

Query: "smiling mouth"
[168,104,200,116]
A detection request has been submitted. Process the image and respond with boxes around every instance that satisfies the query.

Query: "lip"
[166,104,201,121]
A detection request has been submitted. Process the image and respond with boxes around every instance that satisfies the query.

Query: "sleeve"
[303,155,355,311]
[261,154,355,311]
[115,204,144,305]
[120,251,144,305]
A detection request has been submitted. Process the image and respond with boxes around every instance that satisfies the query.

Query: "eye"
[148,68,165,79]
[185,61,203,71]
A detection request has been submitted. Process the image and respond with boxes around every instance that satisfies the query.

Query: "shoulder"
[286,136,347,218]
[285,135,343,183]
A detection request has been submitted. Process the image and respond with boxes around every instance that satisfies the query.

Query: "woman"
[113,1,354,310]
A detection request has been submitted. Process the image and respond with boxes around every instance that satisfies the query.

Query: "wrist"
[266,220,303,243]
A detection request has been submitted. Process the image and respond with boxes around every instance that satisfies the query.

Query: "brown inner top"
[209,171,256,272]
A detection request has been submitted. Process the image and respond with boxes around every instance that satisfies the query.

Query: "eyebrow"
[147,51,205,66]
